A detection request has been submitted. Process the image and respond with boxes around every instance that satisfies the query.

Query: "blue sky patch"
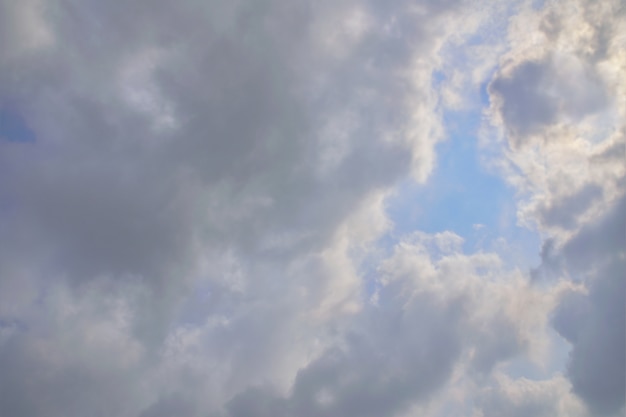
[0,108,37,143]
[387,108,507,242]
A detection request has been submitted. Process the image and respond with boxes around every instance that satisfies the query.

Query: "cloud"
[227,230,568,417]
[484,0,625,415]
[477,374,587,417]
[489,54,608,140]
[0,0,623,415]
[551,197,626,416]
[228,292,464,417]
[0,0,498,416]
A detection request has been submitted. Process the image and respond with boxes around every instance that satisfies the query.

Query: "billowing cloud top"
[0,0,623,416]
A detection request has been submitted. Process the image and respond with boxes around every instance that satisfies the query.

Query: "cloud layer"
[0,0,623,416]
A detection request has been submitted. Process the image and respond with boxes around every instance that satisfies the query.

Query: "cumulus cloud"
[0,0,489,415]
[551,197,626,416]
[490,54,608,139]
[476,374,587,417]
[484,0,625,415]
[0,0,623,416]
[226,231,564,417]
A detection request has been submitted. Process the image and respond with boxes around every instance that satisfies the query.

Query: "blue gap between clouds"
[365,72,542,301]
[0,108,37,143]
[364,78,512,299]
[386,101,507,250]
[0,108,37,218]
[384,74,540,266]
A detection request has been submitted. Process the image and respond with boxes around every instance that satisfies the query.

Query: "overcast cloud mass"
[0,0,624,416]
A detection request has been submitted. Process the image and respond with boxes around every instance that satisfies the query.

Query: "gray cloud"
[0,0,482,416]
[223,230,565,417]
[490,55,608,143]
[477,375,587,417]
[490,60,560,137]
[552,197,626,416]
[228,292,464,417]
[538,183,603,230]
[139,394,197,417]
[0,0,421,346]
[561,196,626,273]
[1,0,623,416]
[484,1,625,415]
[565,258,625,416]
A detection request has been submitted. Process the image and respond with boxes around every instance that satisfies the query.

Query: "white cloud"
[476,373,588,417]
[482,0,625,415]
[225,230,577,417]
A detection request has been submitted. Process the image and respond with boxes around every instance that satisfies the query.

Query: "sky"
[0,1,624,416]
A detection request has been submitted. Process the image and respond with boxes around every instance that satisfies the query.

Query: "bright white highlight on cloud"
[0,0,623,416]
